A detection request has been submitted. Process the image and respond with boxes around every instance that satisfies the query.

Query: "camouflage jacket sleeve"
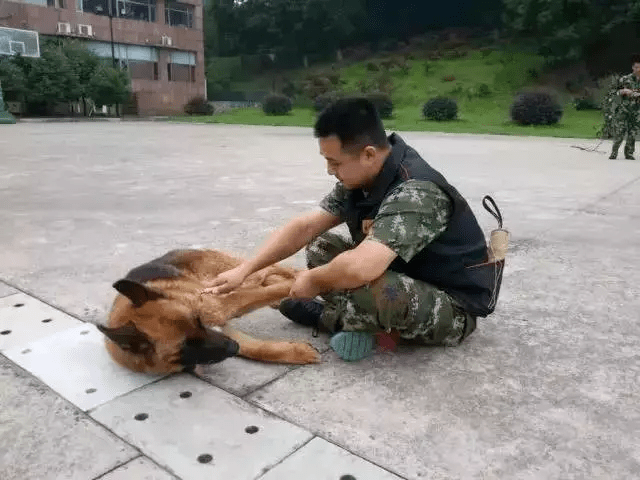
[366,180,452,263]
[319,181,349,218]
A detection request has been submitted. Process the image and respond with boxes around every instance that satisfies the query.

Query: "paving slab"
[0,355,137,480]
[4,324,165,411]
[0,292,84,351]
[259,437,404,480]
[96,457,178,480]
[91,374,313,480]
[0,281,17,298]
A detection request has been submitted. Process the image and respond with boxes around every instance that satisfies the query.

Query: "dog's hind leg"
[221,325,320,365]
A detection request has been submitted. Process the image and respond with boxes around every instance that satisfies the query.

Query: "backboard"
[0,27,40,58]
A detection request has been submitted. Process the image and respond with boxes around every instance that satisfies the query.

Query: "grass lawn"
[175,49,605,139]
[172,104,602,139]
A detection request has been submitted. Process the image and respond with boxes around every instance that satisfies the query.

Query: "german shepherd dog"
[98,249,320,374]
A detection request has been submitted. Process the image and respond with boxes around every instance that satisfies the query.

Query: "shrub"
[326,71,342,86]
[527,68,540,81]
[262,94,292,116]
[398,61,411,76]
[477,83,492,97]
[366,92,393,119]
[423,97,458,121]
[574,95,601,111]
[314,91,341,112]
[184,96,214,115]
[302,74,332,100]
[366,61,380,72]
[510,90,563,125]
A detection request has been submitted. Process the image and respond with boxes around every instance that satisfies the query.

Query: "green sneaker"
[329,331,375,362]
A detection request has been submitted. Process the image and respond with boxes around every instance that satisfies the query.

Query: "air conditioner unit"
[77,24,93,36]
[161,35,173,47]
[57,22,72,35]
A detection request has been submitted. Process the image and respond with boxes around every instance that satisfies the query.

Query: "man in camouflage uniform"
[605,54,640,160]
[205,98,492,361]
[308,178,472,349]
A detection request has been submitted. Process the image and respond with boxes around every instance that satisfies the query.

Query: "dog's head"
[98,278,239,373]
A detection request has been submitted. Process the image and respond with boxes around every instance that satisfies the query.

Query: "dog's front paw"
[288,342,321,364]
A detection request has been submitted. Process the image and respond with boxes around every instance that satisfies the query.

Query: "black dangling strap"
[482,195,503,229]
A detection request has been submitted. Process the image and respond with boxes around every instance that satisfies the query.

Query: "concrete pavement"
[1,123,639,479]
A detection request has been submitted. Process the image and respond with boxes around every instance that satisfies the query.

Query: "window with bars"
[165,2,193,28]
[77,0,156,23]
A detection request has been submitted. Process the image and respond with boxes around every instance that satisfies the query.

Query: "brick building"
[0,0,206,115]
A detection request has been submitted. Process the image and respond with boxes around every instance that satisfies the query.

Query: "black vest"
[343,134,495,317]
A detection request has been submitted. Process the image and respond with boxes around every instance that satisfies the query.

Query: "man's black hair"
[314,97,389,152]
[632,53,640,65]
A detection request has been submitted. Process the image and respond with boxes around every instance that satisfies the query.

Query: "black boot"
[278,298,324,329]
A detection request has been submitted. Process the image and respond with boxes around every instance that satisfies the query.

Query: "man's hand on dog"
[201,265,248,295]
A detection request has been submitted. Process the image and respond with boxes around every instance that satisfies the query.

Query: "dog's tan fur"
[100,249,320,374]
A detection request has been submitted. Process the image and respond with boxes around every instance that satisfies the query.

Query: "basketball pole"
[0,81,17,124]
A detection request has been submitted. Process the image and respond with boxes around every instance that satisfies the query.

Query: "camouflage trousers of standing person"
[306,231,477,347]
[610,110,639,158]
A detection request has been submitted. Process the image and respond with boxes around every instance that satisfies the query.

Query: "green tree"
[24,43,82,114]
[0,56,27,103]
[62,40,101,114]
[88,64,130,111]
[502,0,640,66]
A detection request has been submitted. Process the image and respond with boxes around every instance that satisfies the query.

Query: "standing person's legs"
[611,134,624,159]
[624,131,636,159]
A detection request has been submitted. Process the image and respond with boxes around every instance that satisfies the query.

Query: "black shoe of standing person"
[278,298,324,329]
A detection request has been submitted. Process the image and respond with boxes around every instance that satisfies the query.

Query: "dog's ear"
[113,279,164,308]
[97,323,153,354]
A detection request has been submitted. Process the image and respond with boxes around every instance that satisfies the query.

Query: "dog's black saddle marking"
[124,250,193,283]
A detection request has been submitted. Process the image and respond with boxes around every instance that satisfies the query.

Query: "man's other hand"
[201,265,249,295]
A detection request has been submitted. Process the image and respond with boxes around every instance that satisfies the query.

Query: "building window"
[78,0,156,23]
[168,51,196,82]
[18,0,63,6]
[165,2,193,28]
[85,41,160,81]
[167,64,196,82]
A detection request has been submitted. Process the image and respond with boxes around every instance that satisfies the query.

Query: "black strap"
[482,195,503,229]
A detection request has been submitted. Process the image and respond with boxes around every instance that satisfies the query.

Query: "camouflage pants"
[306,232,475,347]
[611,110,638,157]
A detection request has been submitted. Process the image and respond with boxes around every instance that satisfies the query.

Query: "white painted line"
[0,293,84,351]
[4,324,165,411]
